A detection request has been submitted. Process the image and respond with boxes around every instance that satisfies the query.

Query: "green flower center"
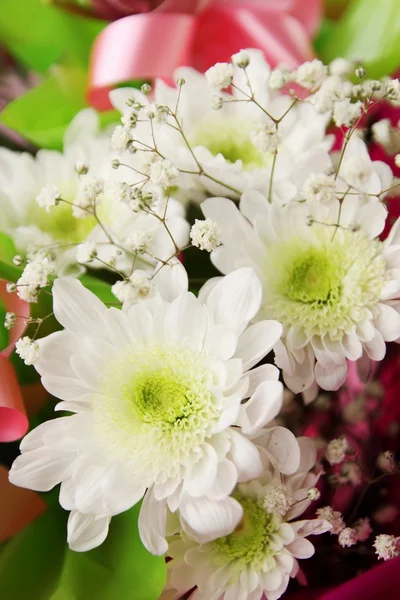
[127,371,193,425]
[283,247,338,304]
[191,116,266,170]
[212,492,280,570]
[93,342,220,480]
[263,226,386,337]
[27,201,96,244]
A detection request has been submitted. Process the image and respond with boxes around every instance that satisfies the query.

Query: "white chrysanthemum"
[109,50,332,203]
[0,109,189,276]
[9,265,288,555]
[202,180,400,392]
[163,437,330,600]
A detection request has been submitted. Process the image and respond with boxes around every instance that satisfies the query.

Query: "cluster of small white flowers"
[333,98,363,127]
[340,461,363,486]
[76,242,98,264]
[16,254,55,303]
[385,79,400,104]
[250,119,280,153]
[73,177,104,218]
[377,451,398,473]
[338,527,358,548]
[15,336,39,365]
[316,507,346,534]
[295,59,328,89]
[373,534,400,561]
[111,125,134,154]
[268,67,289,90]
[4,311,16,330]
[326,437,351,465]
[36,184,61,211]
[303,172,336,203]
[205,62,234,90]
[111,271,154,304]
[146,157,179,188]
[190,218,221,252]
[231,50,250,69]
[125,230,153,254]
[263,483,293,516]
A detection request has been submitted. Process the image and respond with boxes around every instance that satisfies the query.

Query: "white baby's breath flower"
[250,120,280,153]
[36,184,61,211]
[121,108,138,128]
[303,172,336,203]
[190,218,221,252]
[231,50,250,69]
[263,483,293,516]
[15,336,39,365]
[205,62,234,90]
[385,79,400,104]
[295,59,328,89]
[16,254,55,303]
[125,230,153,254]
[4,311,16,330]
[268,68,288,90]
[316,507,345,535]
[73,177,104,218]
[338,527,357,548]
[9,268,284,555]
[307,487,321,501]
[395,154,400,168]
[111,125,133,154]
[76,242,97,264]
[326,436,350,465]
[333,99,363,127]
[374,534,400,561]
[74,161,89,175]
[111,271,154,305]
[148,158,179,188]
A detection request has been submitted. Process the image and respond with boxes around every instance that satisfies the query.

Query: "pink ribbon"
[0,281,30,442]
[88,0,322,110]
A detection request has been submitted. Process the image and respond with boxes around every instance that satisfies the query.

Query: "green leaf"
[0,0,106,73]
[0,296,8,351]
[0,66,87,150]
[318,0,400,78]
[0,231,23,282]
[0,510,67,600]
[51,504,166,600]
[79,275,116,305]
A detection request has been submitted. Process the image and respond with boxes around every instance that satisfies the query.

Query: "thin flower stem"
[268,151,278,203]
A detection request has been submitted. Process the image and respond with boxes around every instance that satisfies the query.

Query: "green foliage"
[0,504,166,600]
[0,232,23,282]
[0,0,106,74]
[318,0,400,78]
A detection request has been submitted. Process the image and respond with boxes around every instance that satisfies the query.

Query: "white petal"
[292,519,332,537]
[259,427,301,475]
[138,491,168,555]
[228,429,263,482]
[9,447,71,491]
[67,511,111,552]
[35,330,78,377]
[164,293,207,353]
[236,381,283,435]
[296,437,317,473]
[52,277,108,338]
[185,444,218,497]
[364,329,386,360]
[314,361,347,391]
[201,197,253,245]
[375,303,400,341]
[206,459,237,501]
[203,325,237,360]
[41,375,94,401]
[153,260,188,302]
[180,496,242,543]
[236,320,283,370]
[206,268,262,334]
[246,364,280,398]
[286,537,315,559]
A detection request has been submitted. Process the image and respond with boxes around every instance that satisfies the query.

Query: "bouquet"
[1,48,400,599]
